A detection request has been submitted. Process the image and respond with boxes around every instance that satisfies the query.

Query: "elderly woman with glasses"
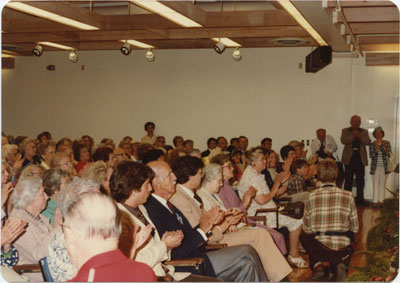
[19,138,41,172]
[37,141,56,170]
[210,154,287,255]
[50,152,74,175]
[9,177,62,281]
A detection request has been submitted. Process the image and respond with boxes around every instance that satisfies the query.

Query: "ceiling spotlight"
[213,39,226,54]
[69,50,78,63]
[121,42,131,55]
[232,48,242,61]
[32,44,43,57]
[146,49,155,62]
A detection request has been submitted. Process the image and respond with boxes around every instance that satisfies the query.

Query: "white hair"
[55,177,100,217]
[250,149,264,162]
[13,177,43,209]
[64,192,121,240]
[2,144,18,158]
[202,163,222,185]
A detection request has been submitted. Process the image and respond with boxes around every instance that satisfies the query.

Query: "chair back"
[39,257,54,282]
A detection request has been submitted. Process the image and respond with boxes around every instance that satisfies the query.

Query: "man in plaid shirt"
[301,159,359,281]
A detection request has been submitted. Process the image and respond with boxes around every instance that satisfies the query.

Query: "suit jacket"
[340,127,371,166]
[117,203,189,281]
[144,195,216,277]
[169,185,224,243]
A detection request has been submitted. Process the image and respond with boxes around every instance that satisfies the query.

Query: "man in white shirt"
[141,121,157,145]
[311,129,338,161]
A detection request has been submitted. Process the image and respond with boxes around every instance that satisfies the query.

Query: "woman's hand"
[1,218,27,250]
[53,207,63,229]
[1,182,14,209]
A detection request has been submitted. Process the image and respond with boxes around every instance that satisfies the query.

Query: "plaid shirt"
[287,174,305,195]
[303,184,359,250]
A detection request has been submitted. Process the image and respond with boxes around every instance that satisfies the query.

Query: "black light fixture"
[120,42,131,55]
[69,50,78,63]
[213,39,226,54]
[146,49,155,62]
[32,44,43,56]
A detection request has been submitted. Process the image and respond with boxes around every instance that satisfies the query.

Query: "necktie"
[167,201,184,225]
[194,193,203,209]
[167,201,176,216]
[130,207,150,226]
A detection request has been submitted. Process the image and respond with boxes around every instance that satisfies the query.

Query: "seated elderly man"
[146,160,270,282]
[63,192,157,282]
[301,159,359,281]
[168,156,292,281]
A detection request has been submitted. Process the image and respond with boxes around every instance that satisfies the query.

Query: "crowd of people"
[0,114,395,282]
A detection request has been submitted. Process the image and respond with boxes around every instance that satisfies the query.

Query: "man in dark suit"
[201,138,217,157]
[145,160,268,282]
[341,115,371,205]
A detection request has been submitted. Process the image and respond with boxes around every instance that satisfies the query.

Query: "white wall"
[2,47,399,194]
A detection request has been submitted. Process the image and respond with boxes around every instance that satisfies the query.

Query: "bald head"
[350,115,361,129]
[148,160,177,200]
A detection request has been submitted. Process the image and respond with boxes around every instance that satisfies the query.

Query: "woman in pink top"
[211,154,287,255]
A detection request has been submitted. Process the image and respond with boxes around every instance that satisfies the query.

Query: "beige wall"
[2,47,399,194]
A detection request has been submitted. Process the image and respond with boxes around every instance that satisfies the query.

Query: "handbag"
[281,201,304,219]
[387,150,396,172]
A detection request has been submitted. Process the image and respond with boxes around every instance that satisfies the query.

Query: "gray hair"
[19,138,36,155]
[2,144,18,158]
[250,149,264,162]
[37,141,56,157]
[55,177,100,217]
[19,164,44,180]
[42,169,71,197]
[13,177,43,209]
[64,192,121,240]
[82,161,107,184]
[202,163,222,186]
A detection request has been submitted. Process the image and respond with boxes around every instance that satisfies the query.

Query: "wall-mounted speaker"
[305,46,332,73]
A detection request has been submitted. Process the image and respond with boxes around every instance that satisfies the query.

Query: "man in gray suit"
[341,115,371,205]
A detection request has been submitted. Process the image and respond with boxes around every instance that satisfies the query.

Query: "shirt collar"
[151,193,173,213]
[178,184,201,207]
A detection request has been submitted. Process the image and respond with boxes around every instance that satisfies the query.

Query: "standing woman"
[370,127,392,207]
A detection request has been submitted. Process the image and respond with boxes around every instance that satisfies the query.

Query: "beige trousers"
[220,227,293,282]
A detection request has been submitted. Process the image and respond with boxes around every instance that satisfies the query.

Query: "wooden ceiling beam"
[342,7,399,22]
[166,26,309,39]
[2,8,79,32]
[18,1,105,29]
[205,10,298,27]
[358,35,399,44]
[3,32,80,43]
[104,14,182,30]
[349,22,399,34]
[361,43,399,52]
[366,52,399,66]
[327,1,395,8]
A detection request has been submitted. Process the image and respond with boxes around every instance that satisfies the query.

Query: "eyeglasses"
[59,161,72,166]
[222,164,233,169]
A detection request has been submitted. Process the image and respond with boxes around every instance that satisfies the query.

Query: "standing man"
[341,115,371,205]
[261,138,272,150]
[216,136,229,153]
[238,136,249,152]
[201,138,217,157]
[141,121,157,145]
